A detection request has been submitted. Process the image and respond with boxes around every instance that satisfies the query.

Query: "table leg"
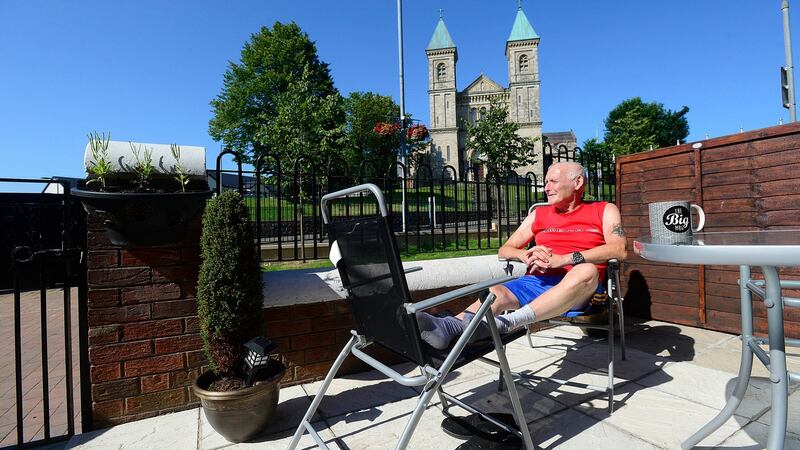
[682,265,755,449]
[762,266,787,450]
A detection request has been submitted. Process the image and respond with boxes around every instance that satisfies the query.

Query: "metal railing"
[214,145,615,262]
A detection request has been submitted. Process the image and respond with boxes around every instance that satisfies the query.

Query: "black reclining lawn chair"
[288,183,534,450]
[499,202,627,413]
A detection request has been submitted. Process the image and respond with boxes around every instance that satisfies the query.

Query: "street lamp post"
[397,0,407,231]
[782,0,797,121]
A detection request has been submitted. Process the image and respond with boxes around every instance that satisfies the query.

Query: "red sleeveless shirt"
[530,202,608,279]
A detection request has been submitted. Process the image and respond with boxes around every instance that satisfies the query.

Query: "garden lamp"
[243,336,277,387]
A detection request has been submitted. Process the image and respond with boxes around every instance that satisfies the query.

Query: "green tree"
[342,92,400,175]
[579,137,609,160]
[208,21,339,163]
[603,97,690,155]
[464,97,537,176]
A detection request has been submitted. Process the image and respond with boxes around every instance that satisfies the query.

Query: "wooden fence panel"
[617,122,800,338]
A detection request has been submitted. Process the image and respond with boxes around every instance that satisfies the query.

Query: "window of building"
[519,54,529,72]
[446,145,451,161]
[470,108,477,123]
[437,63,446,81]
[480,107,487,120]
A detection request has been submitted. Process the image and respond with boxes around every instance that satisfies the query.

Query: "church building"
[426,6,576,179]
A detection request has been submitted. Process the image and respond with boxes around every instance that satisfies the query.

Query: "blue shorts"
[503,275,606,316]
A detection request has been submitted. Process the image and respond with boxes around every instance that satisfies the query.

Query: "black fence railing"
[215,145,615,262]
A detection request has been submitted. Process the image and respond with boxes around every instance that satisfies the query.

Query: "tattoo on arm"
[612,223,626,237]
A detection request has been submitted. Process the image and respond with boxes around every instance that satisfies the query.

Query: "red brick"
[124,354,184,377]
[87,289,119,308]
[92,378,139,402]
[151,266,199,284]
[184,317,200,333]
[180,281,197,298]
[291,302,334,319]
[90,341,152,364]
[185,350,207,369]
[88,267,150,288]
[281,350,305,367]
[267,319,312,337]
[154,334,202,354]
[121,319,183,341]
[263,306,291,322]
[92,399,124,419]
[120,248,181,267]
[290,331,335,351]
[88,250,118,270]
[151,299,197,319]
[268,336,291,352]
[87,230,117,250]
[179,246,202,264]
[171,368,202,388]
[312,314,353,332]
[89,325,120,345]
[90,363,121,383]
[121,283,181,304]
[125,388,186,414]
[330,299,350,315]
[305,345,343,364]
[89,304,151,326]
[140,373,170,393]
[294,361,332,381]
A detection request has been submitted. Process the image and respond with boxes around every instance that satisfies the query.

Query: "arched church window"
[519,54,529,72]
[446,145,451,161]
[437,63,446,81]
[470,108,477,123]
[480,107,487,120]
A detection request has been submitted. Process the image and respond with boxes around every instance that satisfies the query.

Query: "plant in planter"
[192,190,285,443]
[72,132,212,246]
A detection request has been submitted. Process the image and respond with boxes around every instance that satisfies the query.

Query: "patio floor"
[53,319,800,449]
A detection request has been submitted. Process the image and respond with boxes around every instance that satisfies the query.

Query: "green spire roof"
[426,18,456,50]
[507,8,538,42]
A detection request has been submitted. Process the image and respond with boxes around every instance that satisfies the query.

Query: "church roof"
[427,17,456,50]
[463,74,505,95]
[507,7,539,42]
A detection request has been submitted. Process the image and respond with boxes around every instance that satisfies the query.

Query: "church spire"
[507,5,539,42]
[427,15,456,50]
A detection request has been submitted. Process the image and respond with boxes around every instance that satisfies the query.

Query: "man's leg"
[527,263,599,320]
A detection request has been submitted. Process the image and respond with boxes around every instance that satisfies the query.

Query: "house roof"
[427,17,456,50]
[507,7,539,42]
[543,130,577,144]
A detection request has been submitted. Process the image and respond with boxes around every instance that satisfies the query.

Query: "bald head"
[548,161,586,181]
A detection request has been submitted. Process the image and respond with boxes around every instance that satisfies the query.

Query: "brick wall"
[86,216,205,428]
[268,288,475,385]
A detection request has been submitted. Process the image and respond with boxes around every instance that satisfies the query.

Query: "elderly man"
[417,161,628,349]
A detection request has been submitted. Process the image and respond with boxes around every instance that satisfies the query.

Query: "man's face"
[544,165,579,207]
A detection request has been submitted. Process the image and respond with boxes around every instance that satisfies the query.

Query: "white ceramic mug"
[648,201,705,243]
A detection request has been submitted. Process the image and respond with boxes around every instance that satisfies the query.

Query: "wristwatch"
[571,251,585,265]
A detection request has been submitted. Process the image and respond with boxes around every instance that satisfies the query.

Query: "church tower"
[426,15,460,176]
[505,5,542,174]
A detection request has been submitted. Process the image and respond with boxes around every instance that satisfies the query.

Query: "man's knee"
[564,263,599,290]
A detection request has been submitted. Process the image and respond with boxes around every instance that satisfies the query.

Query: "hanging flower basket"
[373,121,401,137]
[406,124,429,142]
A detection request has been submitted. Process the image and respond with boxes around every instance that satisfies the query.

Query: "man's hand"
[524,245,552,273]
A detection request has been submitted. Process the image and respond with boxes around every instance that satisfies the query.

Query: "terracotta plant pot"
[192,360,286,443]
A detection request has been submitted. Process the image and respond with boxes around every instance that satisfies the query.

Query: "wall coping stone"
[263,254,508,307]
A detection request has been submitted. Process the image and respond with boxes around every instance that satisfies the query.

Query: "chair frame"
[498,202,627,413]
[288,183,535,450]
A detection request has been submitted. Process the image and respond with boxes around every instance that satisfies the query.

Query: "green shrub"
[197,190,264,376]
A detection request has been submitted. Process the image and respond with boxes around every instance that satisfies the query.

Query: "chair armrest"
[498,256,526,277]
[404,275,515,314]
[405,266,423,275]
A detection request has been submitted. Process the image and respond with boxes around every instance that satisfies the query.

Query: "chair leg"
[617,299,627,361]
[607,299,615,414]
[288,335,357,450]
[395,382,443,450]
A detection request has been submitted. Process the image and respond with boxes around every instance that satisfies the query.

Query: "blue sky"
[0,1,796,191]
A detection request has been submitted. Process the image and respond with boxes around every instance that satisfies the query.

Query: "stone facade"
[426,8,573,180]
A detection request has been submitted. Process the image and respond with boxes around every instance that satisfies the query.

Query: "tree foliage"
[464,97,537,175]
[342,92,400,175]
[197,191,264,377]
[208,21,340,164]
[603,97,689,155]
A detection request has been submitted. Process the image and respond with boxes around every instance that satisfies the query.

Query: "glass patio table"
[633,230,800,450]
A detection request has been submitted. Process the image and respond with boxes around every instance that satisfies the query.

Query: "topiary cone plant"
[193,190,285,443]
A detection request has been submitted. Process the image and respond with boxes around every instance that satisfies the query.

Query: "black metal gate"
[0,178,90,448]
